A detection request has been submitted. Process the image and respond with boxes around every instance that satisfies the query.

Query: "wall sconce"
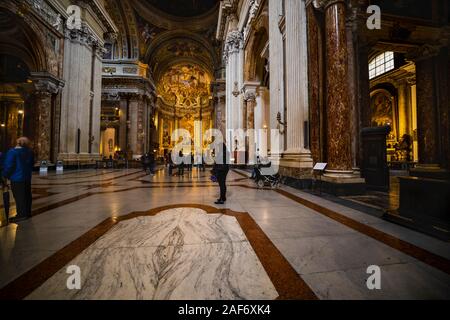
[232,81,240,97]
[18,110,24,115]
[276,112,286,134]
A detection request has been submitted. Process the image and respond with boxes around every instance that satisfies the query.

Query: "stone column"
[223,28,244,144]
[118,98,128,152]
[312,0,365,193]
[268,0,285,162]
[306,2,323,164]
[255,87,268,157]
[212,81,226,138]
[396,80,412,138]
[137,98,145,156]
[127,94,141,157]
[59,27,102,163]
[31,73,64,163]
[315,0,352,173]
[34,91,53,163]
[244,88,257,164]
[408,46,448,178]
[281,0,313,178]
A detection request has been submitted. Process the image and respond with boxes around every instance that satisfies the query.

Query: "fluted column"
[244,89,257,164]
[279,0,313,179]
[224,29,244,140]
[284,0,310,156]
[268,0,285,160]
[127,94,142,157]
[59,27,103,163]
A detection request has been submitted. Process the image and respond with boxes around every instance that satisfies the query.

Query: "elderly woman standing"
[3,137,34,222]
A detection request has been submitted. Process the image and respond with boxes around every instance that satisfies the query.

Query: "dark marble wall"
[355,43,371,168]
[416,57,439,165]
[437,48,450,169]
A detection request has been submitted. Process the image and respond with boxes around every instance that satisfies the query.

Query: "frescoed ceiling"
[143,0,218,18]
[104,0,219,118]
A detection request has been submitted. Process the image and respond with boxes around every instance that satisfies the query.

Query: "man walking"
[3,137,34,222]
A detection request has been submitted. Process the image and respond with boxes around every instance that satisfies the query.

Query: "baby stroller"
[253,163,282,189]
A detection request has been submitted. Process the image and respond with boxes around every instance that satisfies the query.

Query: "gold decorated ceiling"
[157,64,211,113]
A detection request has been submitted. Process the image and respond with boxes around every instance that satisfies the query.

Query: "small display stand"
[56,160,64,174]
[312,163,327,195]
[39,160,48,176]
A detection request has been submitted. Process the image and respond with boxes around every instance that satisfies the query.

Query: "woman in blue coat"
[3,137,34,222]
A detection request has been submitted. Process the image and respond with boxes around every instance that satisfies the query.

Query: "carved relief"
[222,30,243,63]
[157,64,211,114]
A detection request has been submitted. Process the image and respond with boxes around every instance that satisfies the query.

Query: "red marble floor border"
[28,184,246,217]
[37,169,115,180]
[275,188,450,275]
[32,170,144,186]
[0,204,317,300]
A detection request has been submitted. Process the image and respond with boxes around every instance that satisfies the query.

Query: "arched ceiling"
[145,31,219,81]
[142,0,218,18]
[0,9,43,71]
[105,0,220,116]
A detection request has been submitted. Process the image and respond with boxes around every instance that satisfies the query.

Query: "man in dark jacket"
[213,142,230,205]
[3,137,34,222]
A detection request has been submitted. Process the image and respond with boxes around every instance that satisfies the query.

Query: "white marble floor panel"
[26,208,278,300]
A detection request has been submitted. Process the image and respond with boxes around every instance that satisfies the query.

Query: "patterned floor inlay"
[1,205,317,300]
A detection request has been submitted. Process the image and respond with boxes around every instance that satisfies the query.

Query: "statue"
[53,14,62,31]
[142,24,156,44]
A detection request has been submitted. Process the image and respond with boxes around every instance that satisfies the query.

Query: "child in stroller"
[252,162,282,188]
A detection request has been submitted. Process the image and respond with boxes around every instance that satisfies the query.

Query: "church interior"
[0,0,449,301]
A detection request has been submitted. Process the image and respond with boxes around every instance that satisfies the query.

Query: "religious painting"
[370,89,397,144]
[157,64,211,112]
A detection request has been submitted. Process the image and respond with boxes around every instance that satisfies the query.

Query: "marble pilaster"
[244,85,257,164]
[268,0,285,163]
[59,28,103,163]
[306,3,323,164]
[224,29,244,139]
[33,91,52,163]
[31,73,64,163]
[406,47,449,177]
[127,94,143,158]
[280,0,313,177]
[411,50,441,169]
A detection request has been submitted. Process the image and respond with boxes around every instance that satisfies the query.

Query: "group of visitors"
[141,152,156,175]
[163,143,230,204]
[1,137,34,223]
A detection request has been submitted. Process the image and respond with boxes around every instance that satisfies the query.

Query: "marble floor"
[0,168,449,300]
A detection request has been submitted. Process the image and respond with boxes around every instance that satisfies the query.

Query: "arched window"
[369,51,394,79]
